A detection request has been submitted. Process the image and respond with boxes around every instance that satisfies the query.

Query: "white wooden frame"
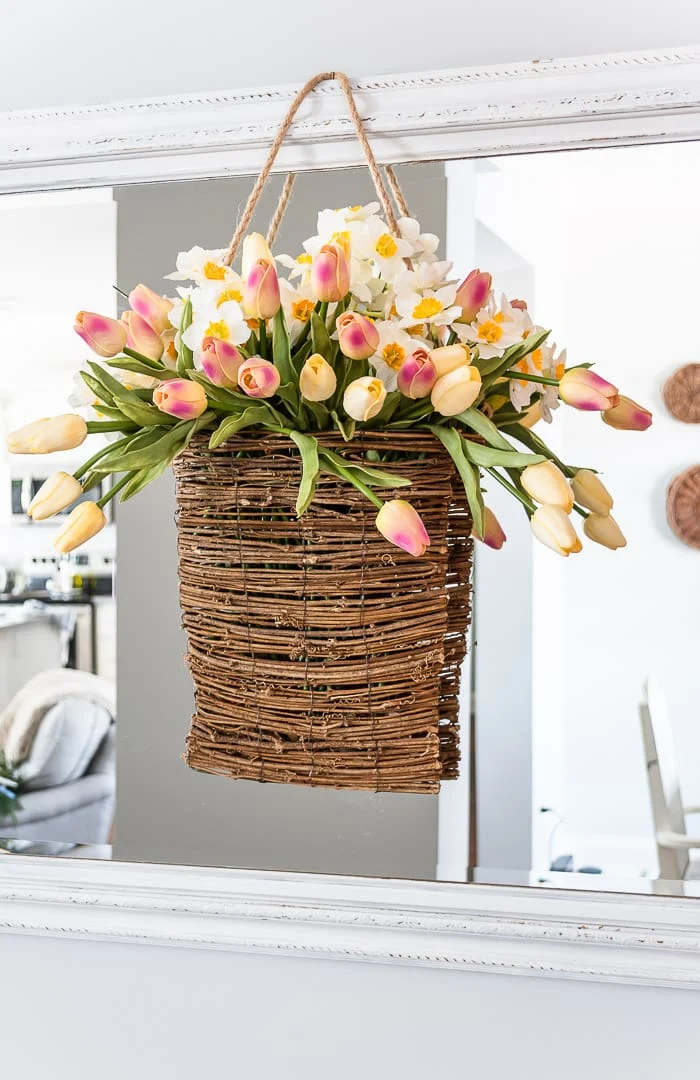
[2,46,700,988]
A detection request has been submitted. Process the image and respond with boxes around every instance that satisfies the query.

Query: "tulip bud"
[241,232,274,278]
[583,512,627,550]
[397,348,437,399]
[200,337,243,388]
[429,343,471,378]
[128,284,173,334]
[431,365,482,416]
[28,472,83,521]
[601,394,653,431]
[336,311,380,360]
[455,269,492,323]
[473,506,507,550]
[375,499,430,557]
[571,469,614,516]
[343,376,387,421]
[559,368,619,411]
[121,311,164,361]
[530,505,582,556]
[153,378,208,419]
[74,312,127,358]
[54,502,107,555]
[237,356,281,399]
[310,243,351,303]
[299,353,337,402]
[521,460,573,512]
[243,259,281,320]
[7,414,88,455]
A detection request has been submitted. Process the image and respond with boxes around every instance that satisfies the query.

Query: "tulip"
[200,337,243,388]
[375,499,430,557]
[521,460,573,512]
[336,311,380,360]
[310,243,350,303]
[299,353,337,402]
[237,356,281,399]
[571,469,614,516]
[431,365,482,416]
[128,284,173,334]
[558,368,619,411]
[530,505,582,556]
[54,502,107,555]
[153,378,208,419]
[74,311,127,358]
[601,394,653,432]
[455,269,492,323]
[473,506,507,550]
[28,472,83,521]
[121,311,164,361]
[397,349,437,399]
[7,414,88,455]
[583,512,627,550]
[429,343,471,378]
[241,232,274,278]
[243,259,281,320]
[519,400,542,429]
[343,376,387,421]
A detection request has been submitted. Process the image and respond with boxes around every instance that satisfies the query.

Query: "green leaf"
[453,407,513,450]
[208,406,274,449]
[272,308,295,387]
[310,311,332,360]
[304,400,331,429]
[87,361,145,405]
[81,371,116,408]
[188,371,250,412]
[320,449,411,489]
[107,358,167,379]
[429,424,484,536]
[90,426,183,472]
[330,410,356,441]
[117,400,178,427]
[366,391,401,427]
[120,461,170,502]
[176,297,194,376]
[461,441,545,469]
[289,430,320,516]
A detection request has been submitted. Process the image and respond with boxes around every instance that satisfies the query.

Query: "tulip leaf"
[319,449,411,489]
[453,407,514,450]
[117,400,178,427]
[208,406,275,449]
[289,430,320,516]
[365,391,401,427]
[87,361,147,405]
[176,297,194,376]
[107,358,168,379]
[330,411,355,441]
[187,371,250,412]
[303,400,331,429]
[81,371,116,408]
[429,424,484,536]
[120,461,170,502]
[461,441,545,469]
[272,309,295,388]
[89,427,181,472]
[310,311,332,361]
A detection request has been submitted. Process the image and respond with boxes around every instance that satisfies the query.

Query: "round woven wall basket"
[173,431,474,794]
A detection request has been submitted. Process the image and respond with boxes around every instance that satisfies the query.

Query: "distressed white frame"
[2,46,700,987]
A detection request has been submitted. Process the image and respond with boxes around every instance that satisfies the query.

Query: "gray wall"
[114,165,450,876]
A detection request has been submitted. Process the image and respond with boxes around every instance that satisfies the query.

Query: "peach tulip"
[455,269,492,323]
[558,368,619,411]
[473,506,507,550]
[375,499,430,557]
[243,259,281,320]
[237,357,281,399]
[429,343,471,378]
[583,513,627,550]
[54,502,107,554]
[336,311,379,360]
[571,470,613,516]
[200,337,243,388]
[310,243,350,302]
[601,395,653,431]
[241,232,274,278]
[121,311,164,361]
[530,505,582,556]
[7,414,88,455]
[521,461,573,512]
[128,284,173,334]
[74,312,127,358]
[28,472,83,521]
[397,349,437,399]
[431,365,482,416]
[153,378,208,418]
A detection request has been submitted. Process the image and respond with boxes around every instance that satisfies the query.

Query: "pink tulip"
[397,348,437,399]
[473,506,507,550]
[602,394,653,431]
[74,311,127,358]
[200,337,243,388]
[128,284,173,334]
[336,311,379,359]
[237,356,281,399]
[455,269,492,323]
[310,243,351,303]
[558,368,619,411]
[121,311,165,361]
[243,259,281,320]
[375,499,431,557]
[153,378,207,419]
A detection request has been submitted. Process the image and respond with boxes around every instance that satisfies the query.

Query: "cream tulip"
[54,502,107,554]
[429,343,471,378]
[241,232,274,278]
[28,472,83,521]
[430,365,481,416]
[521,460,573,513]
[583,513,627,550]
[530,505,582,556]
[343,376,387,421]
[299,353,337,402]
[571,469,614,516]
[7,414,88,455]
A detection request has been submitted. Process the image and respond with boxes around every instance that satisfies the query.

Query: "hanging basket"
[175,432,473,793]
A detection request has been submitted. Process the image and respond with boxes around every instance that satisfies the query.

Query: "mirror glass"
[1,142,698,898]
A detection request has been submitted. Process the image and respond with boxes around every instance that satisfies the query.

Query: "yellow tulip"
[530,505,582,556]
[583,513,627,550]
[521,460,573,513]
[430,365,482,416]
[571,469,614,516]
[241,232,274,278]
[7,414,88,455]
[299,354,337,402]
[28,472,83,521]
[54,502,107,554]
[429,343,471,378]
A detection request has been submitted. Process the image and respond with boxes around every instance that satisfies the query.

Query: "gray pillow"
[20,698,112,791]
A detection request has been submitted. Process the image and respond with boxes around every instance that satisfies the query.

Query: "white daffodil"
[394,282,461,330]
[369,321,428,389]
[279,278,317,342]
[509,336,566,420]
[166,246,238,286]
[353,217,413,282]
[398,217,441,263]
[457,293,531,359]
[182,288,250,361]
[276,252,314,285]
[393,261,453,296]
[315,202,382,241]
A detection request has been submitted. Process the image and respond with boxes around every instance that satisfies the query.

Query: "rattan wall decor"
[174,432,473,793]
[662,364,700,424]
[666,465,700,549]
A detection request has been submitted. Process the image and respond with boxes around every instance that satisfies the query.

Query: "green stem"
[86,420,134,433]
[486,467,536,513]
[572,503,590,519]
[96,473,132,509]
[258,320,268,359]
[329,459,383,510]
[74,435,133,479]
[446,330,458,346]
[502,370,558,386]
[318,301,329,325]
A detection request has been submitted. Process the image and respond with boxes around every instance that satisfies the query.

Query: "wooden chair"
[640,677,700,880]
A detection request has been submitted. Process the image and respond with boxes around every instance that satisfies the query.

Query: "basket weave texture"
[174,431,473,794]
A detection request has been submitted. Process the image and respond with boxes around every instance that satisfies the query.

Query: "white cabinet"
[93,598,116,682]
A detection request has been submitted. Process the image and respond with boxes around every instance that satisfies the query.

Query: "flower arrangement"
[7,200,652,556]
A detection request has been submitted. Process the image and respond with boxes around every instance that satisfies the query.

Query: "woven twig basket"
[174,431,473,793]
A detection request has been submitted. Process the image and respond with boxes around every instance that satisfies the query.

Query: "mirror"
[1,143,698,899]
